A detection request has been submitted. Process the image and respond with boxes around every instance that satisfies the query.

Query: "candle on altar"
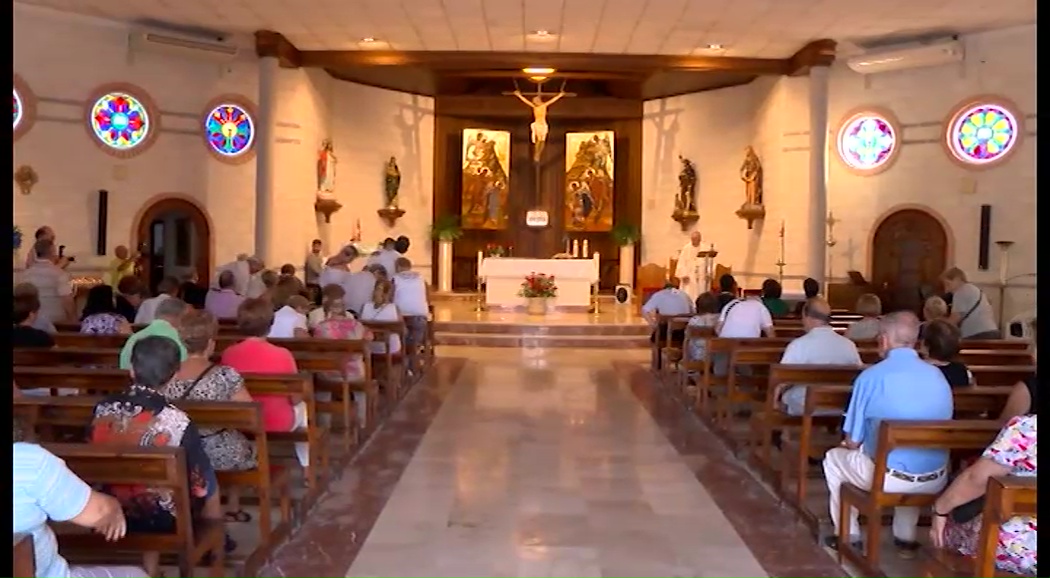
[582,240,589,258]
[572,239,579,258]
[476,251,483,278]
[564,238,570,254]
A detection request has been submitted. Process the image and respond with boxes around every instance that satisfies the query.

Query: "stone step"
[434,332,649,348]
[432,321,650,337]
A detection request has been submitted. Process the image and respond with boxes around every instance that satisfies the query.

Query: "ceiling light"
[706,43,723,50]
[523,67,555,75]
[527,30,556,40]
[361,37,377,43]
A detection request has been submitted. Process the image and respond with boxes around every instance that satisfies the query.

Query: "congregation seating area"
[14,316,435,577]
[650,312,1037,578]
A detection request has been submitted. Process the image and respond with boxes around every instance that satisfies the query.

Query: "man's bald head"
[802,296,832,328]
[878,310,921,350]
[690,231,702,246]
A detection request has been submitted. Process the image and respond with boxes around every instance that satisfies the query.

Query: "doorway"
[870,207,950,314]
[135,197,212,295]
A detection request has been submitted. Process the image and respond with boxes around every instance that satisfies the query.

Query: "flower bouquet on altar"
[519,272,557,314]
[486,243,510,257]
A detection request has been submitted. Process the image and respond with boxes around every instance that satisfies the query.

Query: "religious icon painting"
[564,130,614,232]
[201,95,257,164]
[834,107,901,176]
[461,128,511,230]
[944,96,1023,169]
[13,74,37,142]
[84,83,159,158]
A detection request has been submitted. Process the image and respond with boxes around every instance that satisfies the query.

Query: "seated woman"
[308,283,346,330]
[314,297,373,382]
[114,275,144,324]
[844,293,882,341]
[220,298,310,468]
[80,284,133,335]
[268,294,311,339]
[88,335,226,575]
[359,279,402,355]
[930,413,1037,577]
[759,279,789,318]
[278,264,305,295]
[14,441,151,578]
[257,270,280,304]
[163,309,257,520]
[1000,318,1038,422]
[14,282,57,334]
[13,292,55,349]
[685,292,721,367]
[921,319,974,387]
[920,295,950,339]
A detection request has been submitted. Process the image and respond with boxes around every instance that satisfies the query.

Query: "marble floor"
[263,348,847,577]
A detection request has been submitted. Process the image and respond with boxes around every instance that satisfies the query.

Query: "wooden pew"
[15,347,121,368]
[43,443,226,578]
[676,324,716,403]
[14,396,293,557]
[837,420,1004,577]
[922,476,1038,578]
[647,314,690,371]
[13,534,34,578]
[360,320,409,399]
[661,316,690,379]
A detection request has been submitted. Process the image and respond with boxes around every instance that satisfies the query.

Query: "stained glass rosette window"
[946,102,1019,166]
[836,111,899,174]
[13,75,36,141]
[89,91,152,151]
[204,103,255,158]
[14,88,23,129]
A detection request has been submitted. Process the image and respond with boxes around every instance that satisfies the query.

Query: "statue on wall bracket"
[377,156,406,226]
[314,139,342,223]
[671,155,699,231]
[735,145,766,230]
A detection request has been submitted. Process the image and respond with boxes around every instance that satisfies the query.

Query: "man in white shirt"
[673,231,706,303]
[134,276,179,325]
[319,246,358,294]
[941,267,1001,339]
[367,238,401,278]
[269,295,311,338]
[343,265,380,316]
[393,257,430,372]
[777,297,863,415]
[714,285,775,375]
[214,254,250,295]
[18,239,74,324]
[244,257,268,299]
[641,283,695,369]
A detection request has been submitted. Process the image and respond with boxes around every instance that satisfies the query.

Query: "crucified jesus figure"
[512,88,567,160]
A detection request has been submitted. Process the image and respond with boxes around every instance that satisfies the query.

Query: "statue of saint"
[512,88,567,160]
[317,139,337,198]
[384,156,401,208]
[677,155,697,213]
[740,145,763,206]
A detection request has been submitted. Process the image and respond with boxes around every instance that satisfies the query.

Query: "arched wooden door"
[135,197,212,293]
[870,209,949,314]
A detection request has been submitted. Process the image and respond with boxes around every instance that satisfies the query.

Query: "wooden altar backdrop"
[432,96,643,291]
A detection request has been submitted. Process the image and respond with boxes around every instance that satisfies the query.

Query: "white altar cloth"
[480,257,598,308]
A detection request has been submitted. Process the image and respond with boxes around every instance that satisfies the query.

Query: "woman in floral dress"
[313,297,373,382]
[80,284,132,335]
[930,414,1037,576]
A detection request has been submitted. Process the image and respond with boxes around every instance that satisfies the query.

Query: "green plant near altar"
[429,215,463,241]
[518,272,558,298]
[485,243,511,257]
[611,223,641,246]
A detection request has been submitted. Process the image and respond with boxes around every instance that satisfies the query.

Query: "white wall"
[14,4,435,280]
[642,24,1036,318]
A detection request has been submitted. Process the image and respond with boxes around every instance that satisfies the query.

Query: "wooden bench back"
[803,385,1012,420]
[52,332,126,349]
[872,420,1003,491]
[976,476,1037,577]
[15,347,120,367]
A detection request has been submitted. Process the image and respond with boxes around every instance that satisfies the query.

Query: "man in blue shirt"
[642,282,694,370]
[822,311,953,556]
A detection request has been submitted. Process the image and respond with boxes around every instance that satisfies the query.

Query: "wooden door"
[870,209,948,313]
[135,197,211,290]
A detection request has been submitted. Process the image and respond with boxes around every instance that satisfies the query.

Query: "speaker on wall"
[96,189,108,256]
[977,204,991,271]
[614,284,632,306]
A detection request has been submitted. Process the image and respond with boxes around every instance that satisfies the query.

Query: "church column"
[254,56,279,265]
[807,65,830,286]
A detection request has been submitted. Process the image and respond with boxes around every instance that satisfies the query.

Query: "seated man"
[204,269,245,320]
[777,298,863,416]
[134,276,179,325]
[713,282,776,376]
[822,311,953,557]
[392,257,430,370]
[715,273,739,312]
[641,282,694,369]
[119,298,188,370]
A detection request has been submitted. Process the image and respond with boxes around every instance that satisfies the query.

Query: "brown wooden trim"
[255,30,302,68]
[788,39,837,75]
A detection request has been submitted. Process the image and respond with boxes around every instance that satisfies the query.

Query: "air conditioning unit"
[846,39,963,75]
[129,29,240,62]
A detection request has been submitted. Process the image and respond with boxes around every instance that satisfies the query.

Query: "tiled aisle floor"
[264,348,846,577]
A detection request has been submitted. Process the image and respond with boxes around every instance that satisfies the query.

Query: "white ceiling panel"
[13,0,1036,57]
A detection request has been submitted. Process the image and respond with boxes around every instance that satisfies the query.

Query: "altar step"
[434,332,650,349]
[432,318,650,348]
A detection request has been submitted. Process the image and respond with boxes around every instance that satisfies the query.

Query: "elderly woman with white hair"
[920,295,950,340]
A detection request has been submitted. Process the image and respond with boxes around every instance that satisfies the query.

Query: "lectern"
[697,249,718,293]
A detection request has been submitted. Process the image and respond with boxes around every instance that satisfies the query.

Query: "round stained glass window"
[13,74,37,141]
[204,103,255,158]
[89,91,152,151]
[946,101,1020,166]
[14,89,23,129]
[835,108,901,175]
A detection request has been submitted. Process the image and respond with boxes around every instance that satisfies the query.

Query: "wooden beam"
[299,50,790,76]
[255,30,302,68]
[788,39,837,76]
[435,95,641,120]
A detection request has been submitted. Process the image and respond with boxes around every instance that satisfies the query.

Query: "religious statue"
[512,86,569,162]
[384,156,401,208]
[671,155,699,230]
[734,145,766,229]
[740,145,763,206]
[317,139,337,198]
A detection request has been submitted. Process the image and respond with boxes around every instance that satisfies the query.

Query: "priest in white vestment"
[674,231,706,304]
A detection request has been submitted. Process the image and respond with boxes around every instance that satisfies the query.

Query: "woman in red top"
[220,297,310,466]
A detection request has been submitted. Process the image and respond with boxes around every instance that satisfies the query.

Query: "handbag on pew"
[948,495,985,524]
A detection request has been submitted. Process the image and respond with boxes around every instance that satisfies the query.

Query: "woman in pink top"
[220,298,308,459]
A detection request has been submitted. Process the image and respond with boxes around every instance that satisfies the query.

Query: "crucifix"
[505,78,576,162]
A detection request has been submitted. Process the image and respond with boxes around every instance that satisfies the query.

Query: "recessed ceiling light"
[706,43,724,50]
[361,37,377,43]
[528,30,556,39]
[523,67,555,75]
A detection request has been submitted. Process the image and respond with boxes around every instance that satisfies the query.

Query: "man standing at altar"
[674,231,705,303]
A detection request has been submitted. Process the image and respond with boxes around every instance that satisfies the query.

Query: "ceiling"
[16,0,1036,57]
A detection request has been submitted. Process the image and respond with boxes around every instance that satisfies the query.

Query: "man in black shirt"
[716,274,738,311]
[13,293,55,348]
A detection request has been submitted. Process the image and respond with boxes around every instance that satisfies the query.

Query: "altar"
[480,257,598,309]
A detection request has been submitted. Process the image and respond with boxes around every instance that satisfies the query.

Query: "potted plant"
[519,272,558,315]
[430,215,462,293]
[13,225,23,270]
[611,223,640,286]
